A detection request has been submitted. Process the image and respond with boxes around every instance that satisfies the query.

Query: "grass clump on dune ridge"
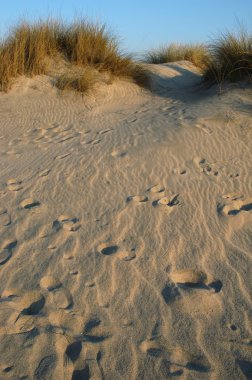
[0,19,150,92]
[145,43,209,70]
[203,29,252,84]
[145,29,252,86]
[55,68,98,93]
[0,21,59,90]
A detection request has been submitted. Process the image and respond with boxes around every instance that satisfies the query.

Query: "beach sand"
[0,61,251,379]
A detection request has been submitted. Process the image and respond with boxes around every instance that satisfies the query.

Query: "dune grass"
[0,19,149,92]
[145,30,252,86]
[0,21,58,90]
[203,29,252,84]
[144,43,209,70]
[1,19,250,92]
[55,69,98,93]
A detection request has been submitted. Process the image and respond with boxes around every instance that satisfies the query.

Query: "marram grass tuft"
[0,19,150,92]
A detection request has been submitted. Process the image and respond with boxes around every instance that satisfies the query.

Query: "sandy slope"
[0,61,251,380]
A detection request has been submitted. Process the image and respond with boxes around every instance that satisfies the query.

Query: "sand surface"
[0,62,252,380]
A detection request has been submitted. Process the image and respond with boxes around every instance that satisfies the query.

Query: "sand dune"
[0,62,252,379]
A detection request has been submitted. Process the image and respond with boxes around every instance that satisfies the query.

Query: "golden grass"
[144,43,209,70]
[0,21,58,90]
[55,69,97,93]
[203,30,252,84]
[3,19,250,91]
[0,19,150,92]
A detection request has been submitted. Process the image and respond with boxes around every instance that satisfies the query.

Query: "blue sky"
[0,1,251,54]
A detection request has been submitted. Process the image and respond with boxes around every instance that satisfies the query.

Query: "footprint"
[7,179,23,191]
[218,196,252,216]
[10,314,39,334]
[193,157,219,177]
[0,239,17,266]
[229,172,240,178]
[58,215,76,223]
[116,250,136,261]
[149,184,165,193]
[62,222,81,232]
[85,139,94,145]
[98,243,118,256]
[0,250,12,265]
[91,139,101,145]
[169,269,207,286]
[1,288,20,298]
[49,310,84,336]
[98,128,113,135]
[228,324,238,331]
[161,283,181,304]
[0,208,11,226]
[55,153,71,160]
[173,168,187,175]
[1,239,17,250]
[157,194,179,206]
[193,157,205,168]
[40,276,62,291]
[83,320,110,343]
[71,365,90,380]
[83,317,101,334]
[57,135,75,143]
[203,165,219,177]
[127,117,137,123]
[127,195,148,203]
[69,270,78,276]
[98,243,136,261]
[34,355,57,380]
[38,169,51,177]
[139,339,163,356]
[240,199,252,212]
[219,200,244,216]
[7,178,22,186]
[152,194,180,211]
[65,341,82,363]
[63,251,74,260]
[20,198,40,209]
[57,215,80,232]
[222,192,243,200]
[14,290,45,316]
[111,150,127,158]
[81,129,91,134]
[140,341,210,373]
[50,288,73,309]
[169,269,222,293]
[167,347,210,373]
